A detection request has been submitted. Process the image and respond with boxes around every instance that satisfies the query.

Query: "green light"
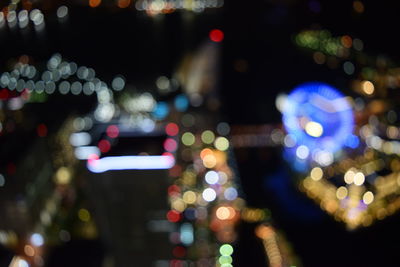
[214,137,229,151]
[219,244,233,256]
[201,130,215,144]
[219,255,232,265]
[29,91,48,103]
[181,132,195,146]
[221,264,233,267]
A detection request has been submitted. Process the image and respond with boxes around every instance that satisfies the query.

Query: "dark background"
[223,1,400,267]
[222,0,400,124]
[1,1,400,266]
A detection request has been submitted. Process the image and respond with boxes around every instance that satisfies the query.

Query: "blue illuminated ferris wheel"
[282,82,354,154]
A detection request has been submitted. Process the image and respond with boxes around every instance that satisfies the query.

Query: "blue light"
[283,149,308,172]
[293,158,309,172]
[224,187,238,201]
[30,233,44,247]
[282,82,354,154]
[345,134,360,149]
[174,94,189,112]
[152,101,170,120]
[184,208,197,220]
[180,223,194,245]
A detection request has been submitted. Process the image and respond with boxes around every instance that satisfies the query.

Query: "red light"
[87,154,99,166]
[0,89,9,100]
[209,29,224,42]
[98,139,111,153]
[106,125,119,138]
[164,138,178,152]
[172,246,186,258]
[167,210,181,223]
[37,124,47,137]
[165,123,179,136]
[168,185,180,196]
[162,152,173,157]
[21,89,30,100]
[170,260,184,267]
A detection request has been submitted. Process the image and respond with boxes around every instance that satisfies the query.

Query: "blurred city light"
[87,155,175,172]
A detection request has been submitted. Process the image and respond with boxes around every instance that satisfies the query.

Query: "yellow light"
[310,167,323,181]
[24,245,35,257]
[255,225,274,239]
[78,208,91,222]
[214,137,229,151]
[200,148,213,160]
[182,171,196,186]
[172,198,186,212]
[377,208,387,220]
[305,121,323,137]
[183,191,197,204]
[363,191,374,205]
[362,80,374,95]
[354,172,365,186]
[344,170,355,184]
[362,215,373,227]
[203,154,217,168]
[216,207,231,220]
[55,167,71,185]
[336,186,348,200]
[242,208,266,222]
[387,126,399,139]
